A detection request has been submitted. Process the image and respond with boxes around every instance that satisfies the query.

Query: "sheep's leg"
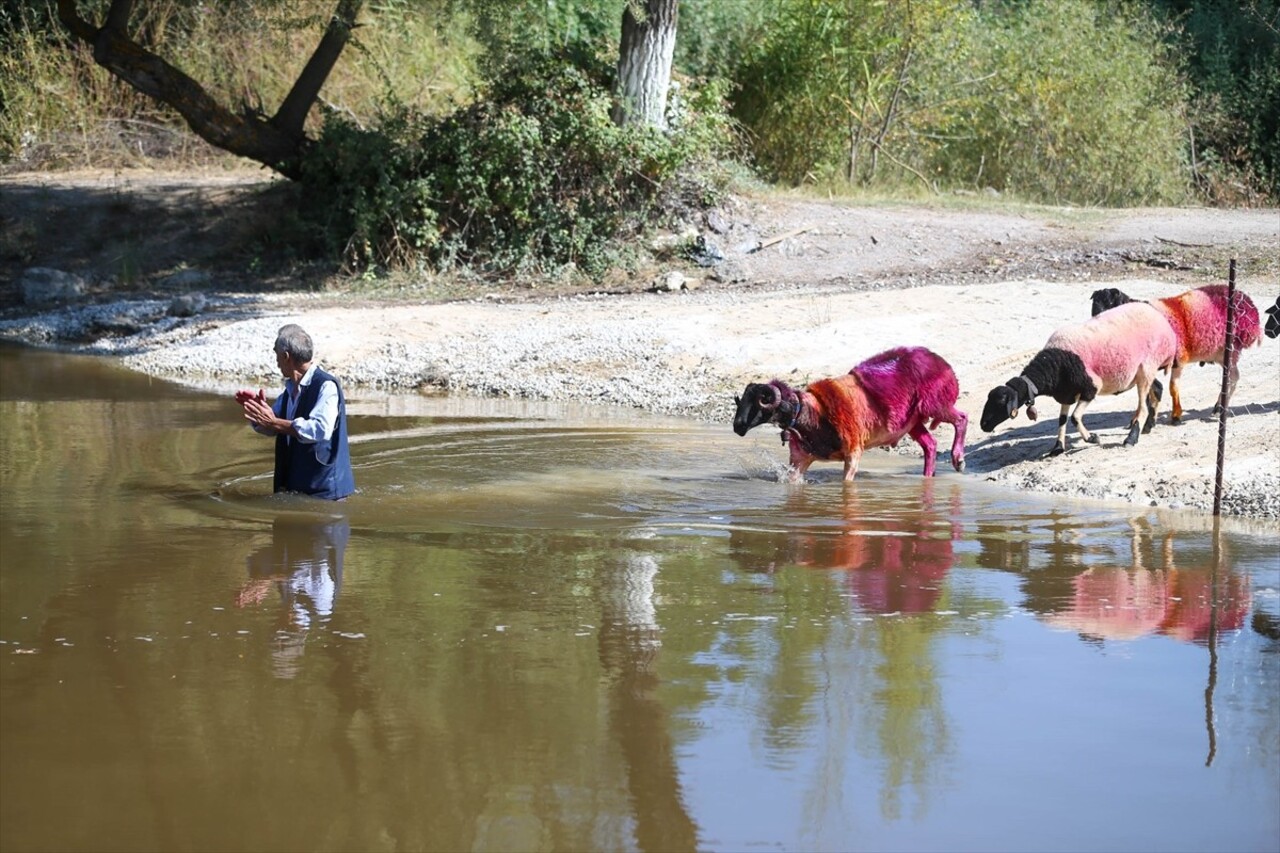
[786,455,816,484]
[1072,399,1100,446]
[1143,378,1164,433]
[948,408,968,472]
[784,441,817,484]
[909,423,938,477]
[1168,363,1184,423]
[841,450,863,482]
[1211,355,1242,417]
[786,460,813,484]
[1050,403,1074,456]
[1125,378,1150,446]
[1224,357,1241,412]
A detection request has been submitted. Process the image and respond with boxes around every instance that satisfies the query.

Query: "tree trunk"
[612,0,679,129]
[56,0,363,180]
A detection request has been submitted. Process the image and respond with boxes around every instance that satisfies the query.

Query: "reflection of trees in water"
[596,553,699,852]
[726,482,966,826]
[316,529,705,852]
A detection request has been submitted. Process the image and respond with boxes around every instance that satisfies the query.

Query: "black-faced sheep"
[1266,295,1280,339]
[733,346,967,482]
[981,301,1177,456]
[1090,285,1262,421]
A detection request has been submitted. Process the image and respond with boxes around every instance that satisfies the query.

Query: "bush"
[729,0,1193,205]
[298,46,737,276]
[1151,0,1280,202]
[924,0,1190,205]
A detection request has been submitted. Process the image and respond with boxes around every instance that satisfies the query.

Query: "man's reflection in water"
[236,516,350,678]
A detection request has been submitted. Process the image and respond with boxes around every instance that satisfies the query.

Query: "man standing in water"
[237,323,356,500]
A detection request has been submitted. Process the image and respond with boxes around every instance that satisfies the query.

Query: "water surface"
[2,344,1277,852]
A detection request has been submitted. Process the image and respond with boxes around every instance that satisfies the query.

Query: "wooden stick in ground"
[1212,259,1237,516]
[751,225,813,253]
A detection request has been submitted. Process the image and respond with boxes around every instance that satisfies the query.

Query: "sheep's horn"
[757,383,782,410]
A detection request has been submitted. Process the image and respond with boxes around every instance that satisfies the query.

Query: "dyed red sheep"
[1091,284,1262,421]
[733,346,968,483]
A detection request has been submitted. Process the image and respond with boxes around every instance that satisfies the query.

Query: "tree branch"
[56,0,365,179]
[274,0,364,138]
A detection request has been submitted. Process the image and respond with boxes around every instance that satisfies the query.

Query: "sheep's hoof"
[1086,434,1100,444]
[1048,443,1065,457]
[1142,417,1156,434]
[955,458,966,473]
[1171,415,1182,426]
[1124,424,1141,446]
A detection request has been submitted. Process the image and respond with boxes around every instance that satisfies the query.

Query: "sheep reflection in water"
[235,515,351,678]
[1040,520,1251,645]
[729,483,963,616]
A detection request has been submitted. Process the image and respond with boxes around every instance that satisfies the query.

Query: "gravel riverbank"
[3,275,1278,520]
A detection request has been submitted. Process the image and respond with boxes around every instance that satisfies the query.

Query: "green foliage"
[298,46,737,276]
[1149,0,1280,201]
[730,0,970,188]
[923,0,1190,205]
[456,0,620,74]
[674,0,775,80]
[0,0,475,167]
[730,0,1192,205]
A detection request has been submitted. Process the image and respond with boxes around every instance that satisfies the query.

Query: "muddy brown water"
[1,343,1277,853]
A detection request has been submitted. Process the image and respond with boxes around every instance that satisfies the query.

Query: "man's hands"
[237,388,290,434]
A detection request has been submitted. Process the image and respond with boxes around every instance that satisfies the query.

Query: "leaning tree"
[54,0,364,179]
[55,0,680,181]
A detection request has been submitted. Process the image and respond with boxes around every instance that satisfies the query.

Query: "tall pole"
[1205,517,1220,767]
[1212,260,1237,517]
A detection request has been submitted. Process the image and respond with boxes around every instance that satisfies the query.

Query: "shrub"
[298,46,737,276]
[729,0,1193,205]
[0,0,475,168]
[1151,0,1280,202]
[920,0,1190,205]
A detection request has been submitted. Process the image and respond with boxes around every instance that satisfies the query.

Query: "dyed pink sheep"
[733,346,968,482]
[983,301,1178,455]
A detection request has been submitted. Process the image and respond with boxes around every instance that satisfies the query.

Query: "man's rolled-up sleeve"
[292,381,338,444]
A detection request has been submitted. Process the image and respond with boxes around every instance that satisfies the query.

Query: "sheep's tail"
[1232,291,1263,349]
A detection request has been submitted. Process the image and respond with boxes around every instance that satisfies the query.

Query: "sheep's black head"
[1266,296,1280,339]
[981,384,1022,432]
[733,382,784,436]
[1090,287,1133,317]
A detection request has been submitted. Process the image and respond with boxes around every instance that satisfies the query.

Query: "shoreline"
[3,275,1278,521]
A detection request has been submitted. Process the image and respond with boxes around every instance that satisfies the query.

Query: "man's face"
[274,347,293,377]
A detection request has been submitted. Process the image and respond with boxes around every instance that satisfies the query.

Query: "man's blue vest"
[274,367,356,500]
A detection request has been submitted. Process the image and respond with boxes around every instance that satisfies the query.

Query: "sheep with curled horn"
[1089,284,1263,422]
[733,346,968,483]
